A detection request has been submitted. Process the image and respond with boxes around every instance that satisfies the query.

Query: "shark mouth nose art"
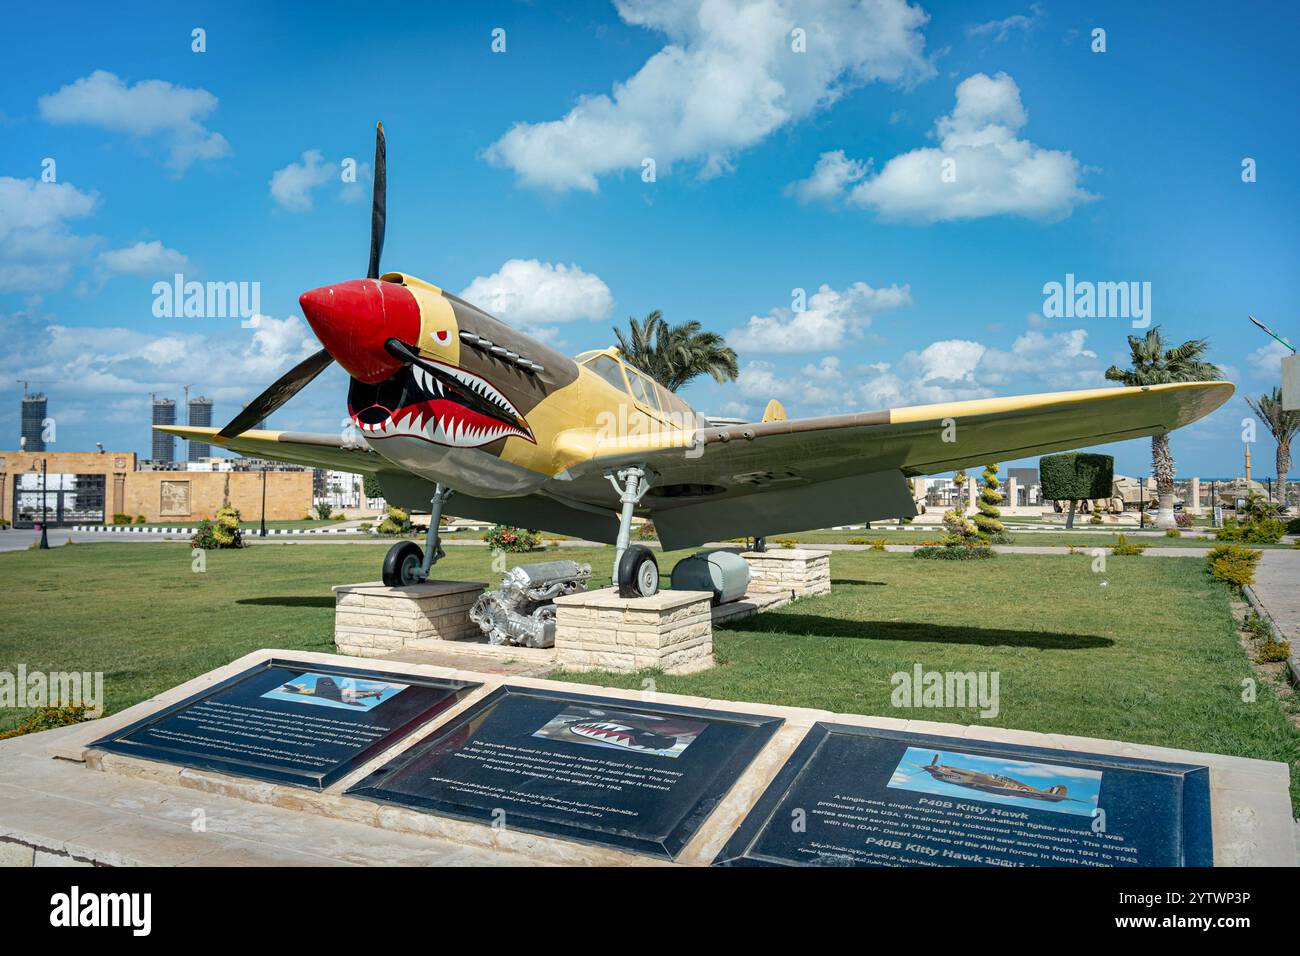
[349,357,535,448]
[569,721,679,752]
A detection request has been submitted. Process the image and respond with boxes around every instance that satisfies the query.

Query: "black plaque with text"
[92,659,479,789]
[715,724,1212,867]
[346,685,783,859]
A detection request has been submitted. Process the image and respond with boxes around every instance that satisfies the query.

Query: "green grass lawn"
[786,529,1292,548]
[1,541,1295,807]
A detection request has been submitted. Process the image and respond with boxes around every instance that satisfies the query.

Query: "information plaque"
[92,659,479,789]
[347,685,783,859]
[714,724,1212,867]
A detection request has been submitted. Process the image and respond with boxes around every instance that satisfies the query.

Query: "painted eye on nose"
[433,329,451,345]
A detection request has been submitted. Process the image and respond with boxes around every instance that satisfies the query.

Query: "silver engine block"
[469,560,592,648]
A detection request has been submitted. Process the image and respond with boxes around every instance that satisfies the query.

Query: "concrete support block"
[552,587,714,674]
[331,580,485,659]
[739,549,832,599]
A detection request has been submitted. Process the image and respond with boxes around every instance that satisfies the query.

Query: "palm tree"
[613,310,738,392]
[1245,386,1299,513]
[1104,327,1221,528]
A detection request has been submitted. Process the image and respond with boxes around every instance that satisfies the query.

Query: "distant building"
[242,402,268,431]
[151,398,177,462]
[21,392,47,452]
[187,396,214,461]
[1007,467,1040,507]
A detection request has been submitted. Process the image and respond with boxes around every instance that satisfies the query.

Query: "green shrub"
[1285,516,1300,535]
[869,539,887,551]
[135,514,147,524]
[1110,533,1148,556]
[847,536,869,545]
[973,464,1009,542]
[1259,639,1292,663]
[0,517,11,529]
[314,502,334,521]
[634,521,657,541]
[1216,517,1285,544]
[1175,512,1195,529]
[377,505,411,536]
[1206,544,1262,587]
[913,544,996,560]
[192,506,245,549]
[0,704,95,741]
[112,513,131,525]
[1165,528,1181,538]
[483,525,542,552]
[358,521,373,533]
[776,537,798,549]
[1040,452,1114,529]
[1089,513,1104,524]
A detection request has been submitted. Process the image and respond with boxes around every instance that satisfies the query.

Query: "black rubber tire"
[382,541,425,587]
[617,545,660,598]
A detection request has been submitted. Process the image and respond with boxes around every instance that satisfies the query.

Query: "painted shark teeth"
[412,360,522,419]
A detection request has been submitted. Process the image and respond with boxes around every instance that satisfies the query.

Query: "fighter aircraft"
[278,676,385,707]
[911,754,1091,804]
[159,124,1233,598]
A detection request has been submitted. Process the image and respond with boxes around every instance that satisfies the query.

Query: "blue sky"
[1,0,1296,477]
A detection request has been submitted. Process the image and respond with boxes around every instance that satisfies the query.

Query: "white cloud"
[0,176,99,292]
[966,3,1043,43]
[800,72,1095,222]
[485,0,933,191]
[736,355,852,410]
[785,149,870,204]
[858,327,1101,407]
[458,259,614,333]
[1246,340,1292,379]
[38,70,230,174]
[728,280,911,353]
[96,240,189,277]
[6,313,319,401]
[269,150,368,211]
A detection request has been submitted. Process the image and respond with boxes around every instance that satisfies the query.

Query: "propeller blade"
[367,122,387,280]
[215,347,335,440]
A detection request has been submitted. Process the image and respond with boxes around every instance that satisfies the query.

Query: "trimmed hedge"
[1039,452,1114,501]
[1205,544,1262,587]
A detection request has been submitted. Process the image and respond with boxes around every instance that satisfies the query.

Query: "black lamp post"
[1138,476,1146,530]
[32,458,49,549]
[259,461,268,537]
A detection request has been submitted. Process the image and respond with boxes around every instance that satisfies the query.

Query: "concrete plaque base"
[740,549,832,598]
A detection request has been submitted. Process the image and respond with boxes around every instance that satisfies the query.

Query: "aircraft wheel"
[617,545,659,598]
[382,541,425,587]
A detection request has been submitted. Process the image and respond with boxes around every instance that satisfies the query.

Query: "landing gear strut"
[381,483,453,587]
[606,464,658,598]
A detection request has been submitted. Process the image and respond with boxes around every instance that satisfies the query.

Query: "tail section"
[762,399,787,423]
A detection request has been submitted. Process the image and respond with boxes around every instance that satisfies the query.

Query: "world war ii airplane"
[910,754,1091,805]
[159,125,1233,598]
[278,676,385,707]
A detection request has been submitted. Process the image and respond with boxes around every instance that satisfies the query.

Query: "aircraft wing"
[562,381,1233,550]
[153,426,386,474]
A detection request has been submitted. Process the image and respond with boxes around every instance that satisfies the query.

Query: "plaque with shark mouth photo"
[532,705,706,758]
[91,659,479,790]
[347,685,782,859]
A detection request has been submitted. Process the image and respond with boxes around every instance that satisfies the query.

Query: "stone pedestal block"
[740,549,832,598]
[332,580,485,658]
[552,587,714,674]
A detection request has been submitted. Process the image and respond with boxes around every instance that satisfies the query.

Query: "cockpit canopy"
[575,348,697,419]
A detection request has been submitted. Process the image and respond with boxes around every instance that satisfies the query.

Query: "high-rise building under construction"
[151,397,177,461]
[187,396,214,461]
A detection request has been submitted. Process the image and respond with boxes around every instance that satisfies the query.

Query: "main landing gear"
[382,483,453,587]
[607,464,659,598]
